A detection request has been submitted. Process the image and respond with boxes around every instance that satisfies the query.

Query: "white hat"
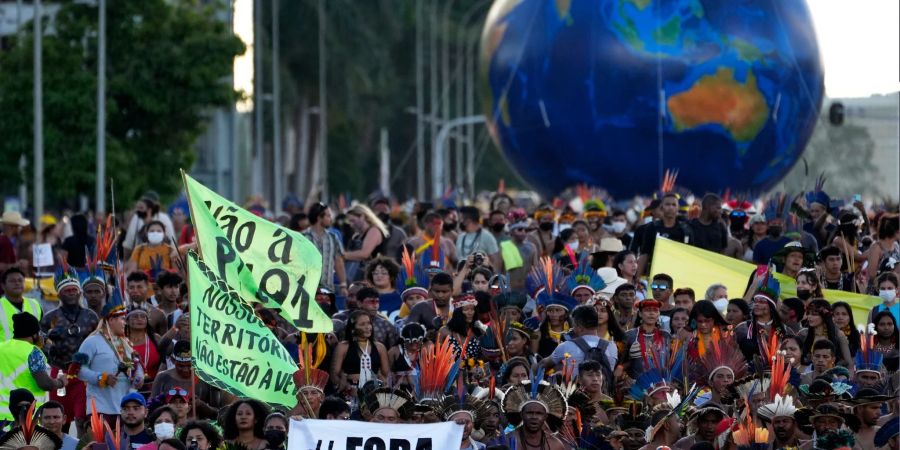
[597,238,625,253]
[0,211,30,227]
[596,267,627,295]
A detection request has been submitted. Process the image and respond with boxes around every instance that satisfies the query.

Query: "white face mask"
[611,221,627,234]
[569,240,579,252]
[147,231,165,245]
[154,422,175,439]
[712,298,729,315]
[880,289,897,303]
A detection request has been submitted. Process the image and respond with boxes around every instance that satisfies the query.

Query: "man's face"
[812,349,835,373]
[785,252,804,272]
[651,279,671,302]
[121,402,146,427]
[825,255,843,273]
[58,285,81,305]
[813,416,842,434]
[661,197,679,220]
[704,200,722,219]
[809,203,826,221]
[450,412,474,441]
[40,407,66,435]
[673,294,693,311]
[573,288,593,304]
[578,370,603,394]
[371,407,400,424]
[698,413,723,441]
[511,226,527,242]
[711,370,734,393]
[772,417,796,442]
[127,280,149,302]
[360,295,380,314]
[3,273,25,297]
[521,403,548,433]
[429,284,453,307]
[616,290,636,312]
[175,360,192,378]
[857,402,882,426]
[108,315,127,336]
[161,285,180,303]
[490,213,506,229]
[856,371,882,389]
[83,284,106,308]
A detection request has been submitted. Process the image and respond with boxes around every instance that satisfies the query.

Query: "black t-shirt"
[61,235,94,267]
[689,218,727,253]
[639,219,691,260]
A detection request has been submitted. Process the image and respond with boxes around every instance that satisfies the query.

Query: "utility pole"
[33,0,44,224]
[318,0,328,200]
[272,0,282,209]
[253,0,264,197]
[414,0,425,200]
[96,0,106,214]
[429,0,438,200]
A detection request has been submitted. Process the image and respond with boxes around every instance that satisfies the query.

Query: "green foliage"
[0,0,243,208]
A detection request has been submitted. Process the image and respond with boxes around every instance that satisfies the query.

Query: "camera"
[473,252,484,267]
[188,439,198,450]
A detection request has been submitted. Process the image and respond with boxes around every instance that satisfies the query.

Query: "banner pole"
[180,169,205,261]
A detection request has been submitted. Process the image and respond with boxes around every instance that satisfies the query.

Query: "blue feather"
[444,361,460,394]
[531,366,545,399]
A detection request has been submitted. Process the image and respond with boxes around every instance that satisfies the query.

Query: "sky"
[807,0,900,98]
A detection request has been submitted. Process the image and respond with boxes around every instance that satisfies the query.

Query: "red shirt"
[133,337,161,380]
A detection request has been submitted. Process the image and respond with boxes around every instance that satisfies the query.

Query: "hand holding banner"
[289,419,464,450]
[184,173,331,332]
[188,252,300,407]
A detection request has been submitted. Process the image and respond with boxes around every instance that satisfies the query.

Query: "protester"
[0,313,67,424]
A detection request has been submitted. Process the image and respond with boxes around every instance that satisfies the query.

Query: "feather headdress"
[855,323,884,374]
[563,253,605,297]
[397,246,429,300]
[526,256,566,299]
[359,380,416,421]
[630,339,686,401]
[502,367,567,431]
[758,394,799,421]
[805,173,831,208]
[293,332,329,394]
[0,401,61,450]
[419,222,445,275]
[414,336,460,403]
[54,253,80,292]
[692,328,748,386]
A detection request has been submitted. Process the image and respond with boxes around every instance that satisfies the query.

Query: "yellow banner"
[649,237,880,322]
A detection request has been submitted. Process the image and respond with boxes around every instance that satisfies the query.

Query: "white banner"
[288,419,464,450]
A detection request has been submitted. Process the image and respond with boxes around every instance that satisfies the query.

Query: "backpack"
[572,336,615,393]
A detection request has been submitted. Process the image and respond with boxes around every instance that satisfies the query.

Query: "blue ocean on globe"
[480,0,824,198]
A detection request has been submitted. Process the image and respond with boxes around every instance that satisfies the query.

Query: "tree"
[0,0,244,209]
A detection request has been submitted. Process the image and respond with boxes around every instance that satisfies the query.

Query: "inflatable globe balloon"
[480,0,824,198]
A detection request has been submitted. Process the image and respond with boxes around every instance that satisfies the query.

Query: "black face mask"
[539,222,554,232]
[264,430,287,448]
[796,288,812,301]
[443,222,458,232]
[377,212,391,224]
[490,223,505,233]
[767,225,783,238]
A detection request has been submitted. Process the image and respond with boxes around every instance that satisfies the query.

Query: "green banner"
[188,253,299,407]
[184,173,331,332]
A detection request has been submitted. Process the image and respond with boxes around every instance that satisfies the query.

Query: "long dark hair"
[595,300,625,343]
[613,250,636,277]
[447,306,482,337]
[802,299,842,364]
[689,300,729,330]
[796,269,823,298]
[221,399,269,440]
[344,310,373,343]
[873,310,899,341]
[500,357,532,386]
[831,301,860,356]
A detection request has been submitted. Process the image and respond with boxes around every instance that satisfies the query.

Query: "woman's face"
[712,287,728,300]
[265,417,288,433]
[354,315,373,339]
[155,411,175,426]
[696,315,714,334]
[639,306,659,325]
[506,332,526,356]
[170,398,189,420]
[726,304,745,325]
[235,403,256,431]
[472,274,489,292]
[671,312,689,333]
[805,312,823,328]
[796,275,813,291]
[500,307,523,324]
[509,365,529,385]
[347,214,365,232]
[127,313,148,331]
[832,307,850,329]
[781,339,802,365]
[877,316,896,338]
[752,297,770,317]
[619,254,638,277]
[546,306,567,325]
[574,224,590,242]
[185,429,210,450]
[370,265,392,289]
[595,306,609,326]
[879,281,898,295]
[461,305,475,322]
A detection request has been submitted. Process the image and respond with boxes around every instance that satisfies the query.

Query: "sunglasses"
[168,388,188,397]
[651,284,669,290]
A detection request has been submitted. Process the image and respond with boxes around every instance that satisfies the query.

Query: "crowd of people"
[0,180,898,450]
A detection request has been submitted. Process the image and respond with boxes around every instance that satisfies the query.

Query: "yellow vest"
[0,339,46,421]
[0,296,43,341]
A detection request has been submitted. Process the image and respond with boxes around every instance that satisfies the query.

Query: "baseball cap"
[120,392,147,408]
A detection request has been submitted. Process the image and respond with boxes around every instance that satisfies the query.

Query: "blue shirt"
[753,236,792,264]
